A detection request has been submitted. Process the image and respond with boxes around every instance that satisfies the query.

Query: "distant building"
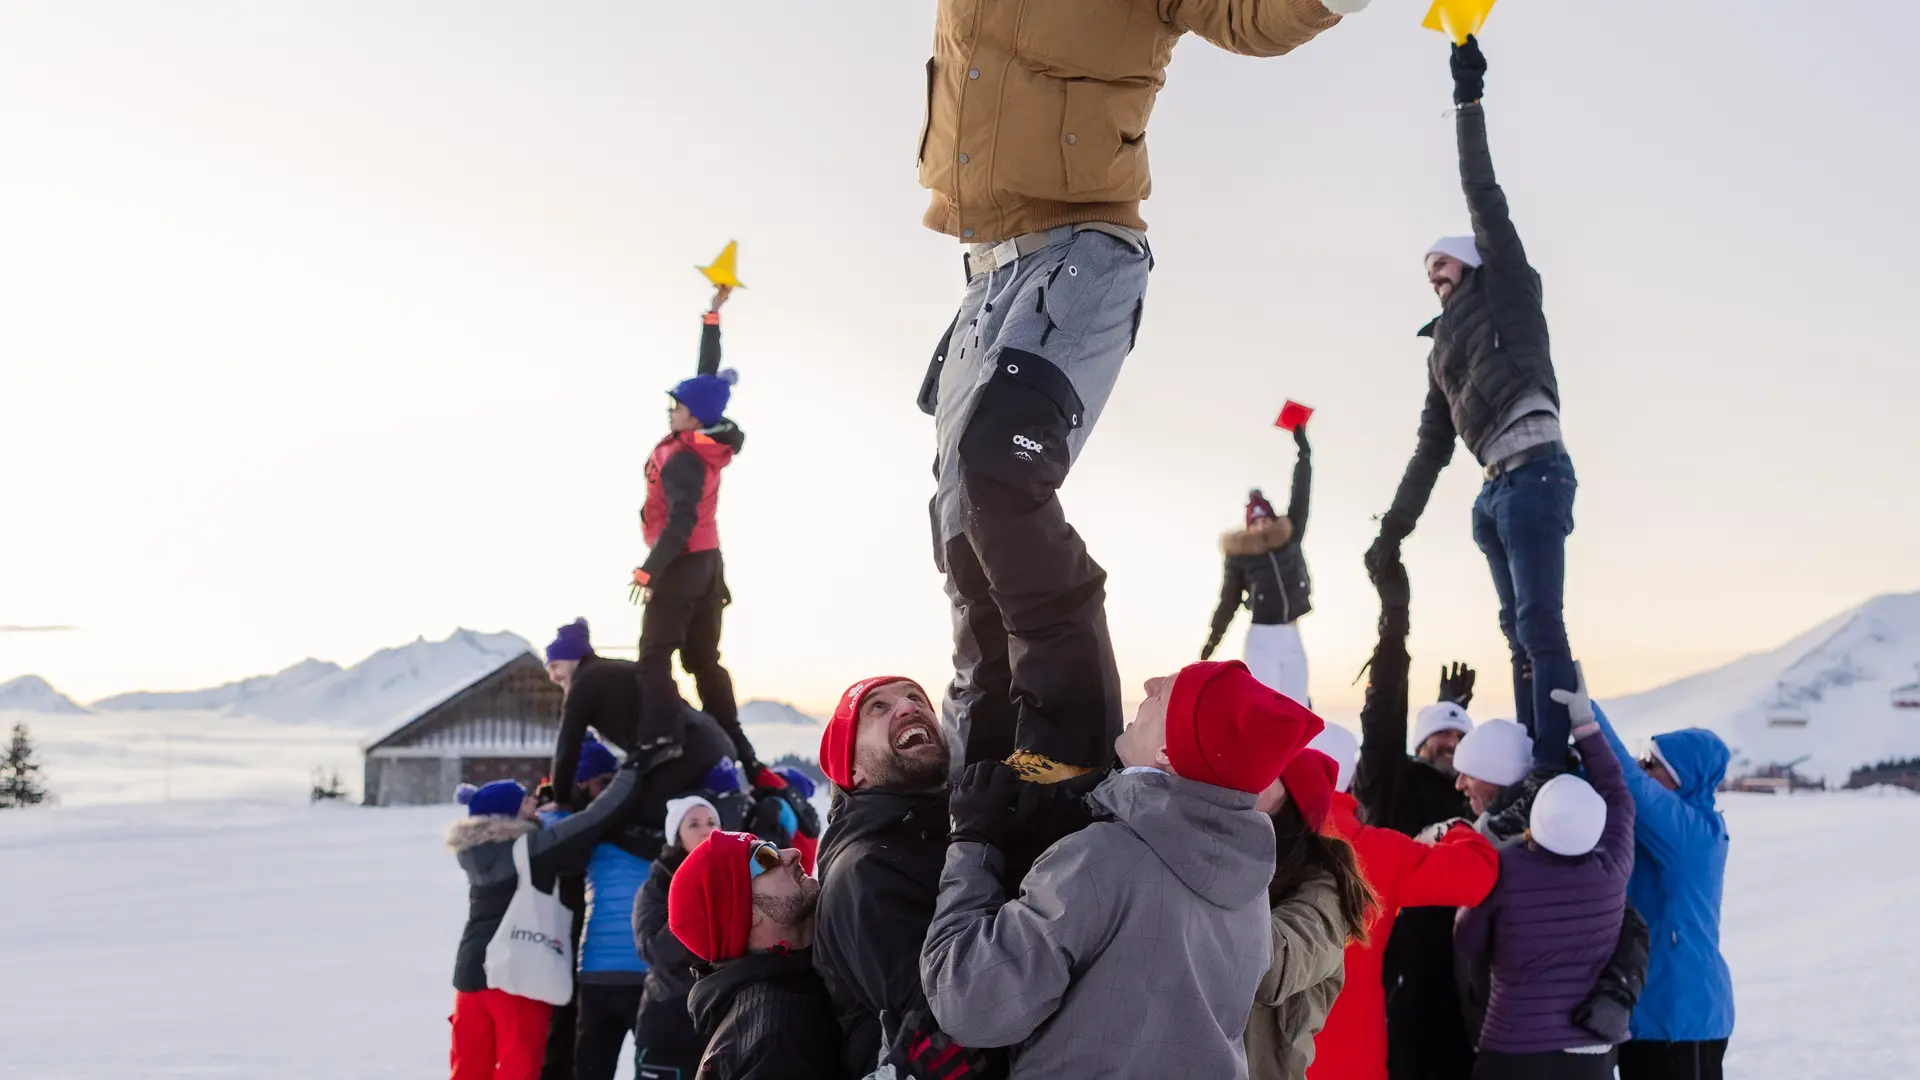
[361,651,562,806]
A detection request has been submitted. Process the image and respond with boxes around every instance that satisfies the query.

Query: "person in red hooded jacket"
[628,284,750,775]
[1290,725,1499,1080]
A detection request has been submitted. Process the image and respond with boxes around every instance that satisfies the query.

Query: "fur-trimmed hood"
[1221,519,1294,556]
[445,814,537,854]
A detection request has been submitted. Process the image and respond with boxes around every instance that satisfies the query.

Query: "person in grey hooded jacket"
[920,660,1326,1079]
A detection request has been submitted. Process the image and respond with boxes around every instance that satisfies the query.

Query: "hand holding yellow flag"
[698,241,745,289]
[1422,0,1495,45]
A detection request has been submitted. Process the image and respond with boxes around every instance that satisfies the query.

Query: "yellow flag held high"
[1422,0,1495,44]
[698,241,745,289]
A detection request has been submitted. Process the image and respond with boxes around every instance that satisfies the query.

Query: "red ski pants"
[450,988,553,1080]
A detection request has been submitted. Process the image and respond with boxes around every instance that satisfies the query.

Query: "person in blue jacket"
[1553,665,1735,1080]
[570,740,653,1080]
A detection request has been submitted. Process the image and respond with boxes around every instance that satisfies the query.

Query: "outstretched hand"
[1451,34,1486,105]
[1549,661,1597,732]
[1438,662,1476,708]
[948,761,1028,851]
[709,284,733,313]
[1292,421,1310,452]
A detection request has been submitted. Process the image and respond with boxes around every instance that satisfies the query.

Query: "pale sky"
[2,1,1916,719]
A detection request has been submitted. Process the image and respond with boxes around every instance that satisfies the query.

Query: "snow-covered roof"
[361,647,548,751]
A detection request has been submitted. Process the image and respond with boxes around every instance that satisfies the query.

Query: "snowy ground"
[1,790,1914,1078]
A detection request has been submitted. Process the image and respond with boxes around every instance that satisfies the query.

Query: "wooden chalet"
[361,650,563,806]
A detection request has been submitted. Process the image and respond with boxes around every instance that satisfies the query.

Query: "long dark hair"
[1270,799,1376,946]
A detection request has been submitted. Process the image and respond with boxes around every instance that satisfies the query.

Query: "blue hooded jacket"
[1594,704,1736,1041]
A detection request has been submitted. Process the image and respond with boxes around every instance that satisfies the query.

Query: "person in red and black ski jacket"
[628,286,753,770]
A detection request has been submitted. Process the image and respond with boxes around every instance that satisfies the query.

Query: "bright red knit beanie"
[1164,661,1324,795]
[667,830,759,963]
[818,676,925,790]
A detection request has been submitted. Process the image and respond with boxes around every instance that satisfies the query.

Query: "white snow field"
[0,790,1914,1079]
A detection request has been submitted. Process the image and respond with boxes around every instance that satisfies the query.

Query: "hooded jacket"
[444,767,642,993]
[921,0,1351,244]
[1594,707,1735,1042]
[812,789,956,1077]
[1453,726,1634,1054]
[1306,797,1497,1080]
[687,946,842,1080]
[641,314,744,580]
[1209,442,1313,651]
[921,769,1276,1079]
[1383,103,1561,540]
[1246,869,1349,1080]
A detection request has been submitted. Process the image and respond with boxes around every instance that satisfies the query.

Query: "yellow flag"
[698,241,745,289]
[1422,0,1495,44]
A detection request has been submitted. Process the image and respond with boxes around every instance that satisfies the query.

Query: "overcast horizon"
[3,1,1915,720]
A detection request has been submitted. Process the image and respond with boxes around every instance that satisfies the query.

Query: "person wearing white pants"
[1204,423,1315,704]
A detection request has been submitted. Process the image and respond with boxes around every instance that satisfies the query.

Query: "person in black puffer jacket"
[632,796,723,1078]
[1367,35,1579,835]
[1204,421,1313,703]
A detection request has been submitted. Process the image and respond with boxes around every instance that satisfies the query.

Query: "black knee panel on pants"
[958,349,1082,514]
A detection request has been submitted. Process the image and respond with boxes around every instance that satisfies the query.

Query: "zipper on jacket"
[1267,551,1290,624]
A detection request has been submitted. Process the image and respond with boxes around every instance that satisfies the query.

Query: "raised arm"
[1157,0,1354,58]
[1285,425,1312,541]
[920,834,1115,1049]
[1449,38,1529,276]
[1204,559,1248,661]
[696,285,729,376]
[1381,377,1456,543]
[528,765,642,877]
[1352,554,1411,823]
[1574,721,1634,873]
[1592,703,1704,866]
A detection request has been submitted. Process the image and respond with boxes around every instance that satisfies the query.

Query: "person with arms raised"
[1205,420,1316,703]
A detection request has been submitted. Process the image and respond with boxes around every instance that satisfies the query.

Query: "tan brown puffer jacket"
[920,0,1352,244]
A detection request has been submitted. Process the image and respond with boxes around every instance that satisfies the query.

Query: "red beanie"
[1164,661,1323,795]
[819,676,924,790]
[667,830,758,963]
[1281,749,1340,833]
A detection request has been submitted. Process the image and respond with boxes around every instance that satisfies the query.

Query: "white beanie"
[1308,724,1360,794]
[1413,702,1475,754]
[1425,235,1483,269]
[1453,719,1532,786]
[664,795,719,849]
[1529,774,1608,857]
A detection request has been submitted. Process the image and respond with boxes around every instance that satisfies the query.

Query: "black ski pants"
[636,549,735,749]
[573,982,644,1080]
[1617,1039,1728,1080]
[1473,1049,1614,1080]
[539,875,588,1080]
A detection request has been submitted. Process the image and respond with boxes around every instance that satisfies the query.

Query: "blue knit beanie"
[457,779,527,818]
[574,739,619,784]
[547,618,591,664]
[671,369,738,426]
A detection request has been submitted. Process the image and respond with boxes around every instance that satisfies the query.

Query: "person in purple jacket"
[1454,688,1634,1080]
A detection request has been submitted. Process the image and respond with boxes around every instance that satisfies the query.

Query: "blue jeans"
[1470,453,1577,773]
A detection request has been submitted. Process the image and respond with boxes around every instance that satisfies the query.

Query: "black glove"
[948,761,1027,851]
[1292,422,1310,452]
[1575,905,1649,1044]
[999,768,1105,880]
[1451,34,1486,105]
[884,1009,990,1080]
[1439,663,1476,708]
[1366,539,1410,611]
[1201,635,1221,663]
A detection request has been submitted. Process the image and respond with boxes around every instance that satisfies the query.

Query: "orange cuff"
[632,568,651,586]
[702,312,720,326]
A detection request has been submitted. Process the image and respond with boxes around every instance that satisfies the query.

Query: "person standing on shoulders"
[630,284,751,775]
[1206,421,1315,703]
[917,0,1373,782]
[1575,670,1735,1080]
[669,832,840,1080]
[1365,35,1577,835]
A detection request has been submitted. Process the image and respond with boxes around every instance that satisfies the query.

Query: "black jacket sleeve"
[1205,559,1247,658]
[698,313,722,376]
[1285,437,1312,541]
[639,449,707,580]
[550,685,594,807]
[1352,600,1412,826]
[1383,376,1456,539]
[1457,103,1528,276]
[527,767,642,881]
[633,861,691,972]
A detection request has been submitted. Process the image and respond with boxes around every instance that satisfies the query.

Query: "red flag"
[1275,400,1314,432]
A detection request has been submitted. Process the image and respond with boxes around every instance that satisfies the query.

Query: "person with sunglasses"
[668,832,838,1080]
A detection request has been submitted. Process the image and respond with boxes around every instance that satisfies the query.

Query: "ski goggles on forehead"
[746,842,782,878]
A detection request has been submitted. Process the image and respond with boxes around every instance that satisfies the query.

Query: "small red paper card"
[1275,400,1314,431]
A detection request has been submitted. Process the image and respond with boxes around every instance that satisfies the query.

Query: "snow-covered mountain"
[0,675,89,715]
[737,700,822,727]
[93,658,343,713]
[71,630,533,734]
[1605,592,1920,783]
